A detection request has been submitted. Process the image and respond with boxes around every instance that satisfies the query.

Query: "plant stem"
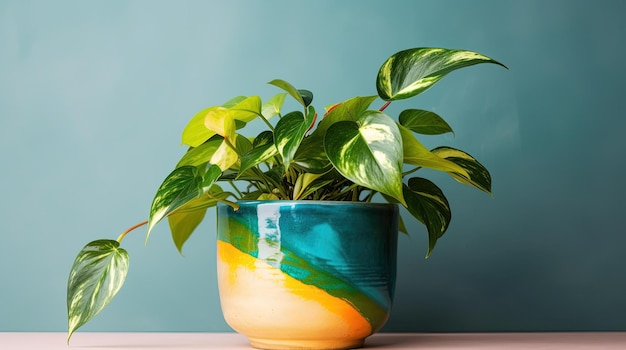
[228,180,244,199]
[402,166,422,177]
[379,101,391,112]
[257,112,275,132]
[116,220,148,243]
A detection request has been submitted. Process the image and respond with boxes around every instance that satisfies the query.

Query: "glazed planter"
[216,200,399,350]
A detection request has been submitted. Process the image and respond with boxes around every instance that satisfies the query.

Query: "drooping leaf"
[67,240,129,343]
[175,138,222,168]
[261,93,287,120]
[147,166,203,237]
[274,106,316,167]
[268,79,305,106]
[168,208,206,254]
[432,146,492,193]
[167,185,232,253]
[399,109,454,135]
[377,47,507,101]
[325,110,405,205]
[315,95,378,136]
[403,177,451,258]
[399,124,469,177]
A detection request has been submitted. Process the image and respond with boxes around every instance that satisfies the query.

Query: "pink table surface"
[1,332,625,349]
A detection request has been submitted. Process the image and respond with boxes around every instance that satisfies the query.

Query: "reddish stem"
[379,101,391,112]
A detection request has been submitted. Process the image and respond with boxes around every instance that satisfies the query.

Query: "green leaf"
[201,164,222,191]
[239,142,279,176]
[176,138,222,168]
[181,107,218,147]
[261,93,287,120]
[298,89,314,107]
[230,95,262,122]
[147,166,203,238]
[252,130,274,148]
[315,95,378,136]
[168,208,206,254]
[325,110,405,205]
[204,107,236,139]
[293,133,332,174]
[399,109,453,135]
[274,106,316,167]
[432,146,492,193]
[268,79,305,106]
[399,124,469,178]
[403,177,451,258]
[377,47,507,101]
[167,185,232,253]
[67,239,129,343]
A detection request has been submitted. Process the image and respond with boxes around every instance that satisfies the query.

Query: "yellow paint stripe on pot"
[217,240,372,341]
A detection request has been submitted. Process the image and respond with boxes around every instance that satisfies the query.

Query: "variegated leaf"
[403,177,451,258]
[377,47,507,101]
[432,146,492,193]
[67,240,129,343]
[147,165,203,237]
[274,106,316,167]
[239,142,279,176]
[325,110,405,205]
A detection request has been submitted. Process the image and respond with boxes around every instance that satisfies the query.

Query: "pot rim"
[218,199,398,208]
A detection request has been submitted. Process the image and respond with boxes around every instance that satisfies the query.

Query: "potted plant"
[67,47,506,349]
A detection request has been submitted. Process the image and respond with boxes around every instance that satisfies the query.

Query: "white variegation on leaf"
[67,240,129,343]
[325,110,405,205]
[377,47,507,101]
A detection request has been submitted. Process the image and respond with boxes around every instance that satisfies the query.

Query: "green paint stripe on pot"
[217,216,388,329]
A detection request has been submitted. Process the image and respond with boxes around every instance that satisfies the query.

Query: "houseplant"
[66,47,506,348]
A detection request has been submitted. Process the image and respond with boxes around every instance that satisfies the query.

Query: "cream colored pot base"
[248,337,364,350]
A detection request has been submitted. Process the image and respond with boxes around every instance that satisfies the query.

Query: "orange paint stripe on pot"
[217,241,372,339]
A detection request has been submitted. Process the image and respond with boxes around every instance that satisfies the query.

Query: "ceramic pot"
[216,200,398,350]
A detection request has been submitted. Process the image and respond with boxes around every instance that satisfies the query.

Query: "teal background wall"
[2,0,625,332]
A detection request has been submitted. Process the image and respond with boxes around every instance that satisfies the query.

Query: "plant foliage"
[66,47,506,341]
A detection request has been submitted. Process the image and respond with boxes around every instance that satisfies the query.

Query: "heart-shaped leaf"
[274,106,316,167]
[399,109,454,135]
[403,177,451,258]
[325,110,405,205]
[67,240,129,343]
[432,146,492,193]
[377,47,507,101]
[147,165,203,237]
